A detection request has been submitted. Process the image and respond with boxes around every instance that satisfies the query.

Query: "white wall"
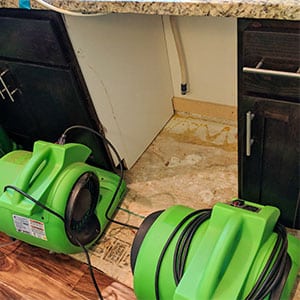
[64,14,174,168]
[164,16,237,106]
[64,14,237,167]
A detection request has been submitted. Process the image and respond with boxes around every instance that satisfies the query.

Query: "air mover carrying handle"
[14,147,51,203]
[174,202,280,300]
[191,216,243,297]
[9,141,94,207]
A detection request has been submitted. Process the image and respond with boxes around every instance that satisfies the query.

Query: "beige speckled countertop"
[0,0,299,20]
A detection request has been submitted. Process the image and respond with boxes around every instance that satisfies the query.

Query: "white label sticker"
[13,215,47,240]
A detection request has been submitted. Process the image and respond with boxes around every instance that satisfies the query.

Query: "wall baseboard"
[173,97,237,122]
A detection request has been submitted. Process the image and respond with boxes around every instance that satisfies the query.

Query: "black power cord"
[173,209,211,285]
[154,208,291,300]
[4,185,65,222]
[75,238,104,299]
[58,125,139,231]
[245,222,290,300]
[4,184,104,300]
[154,209,212,300]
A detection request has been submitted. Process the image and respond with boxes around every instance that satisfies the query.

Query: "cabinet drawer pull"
[0,69,9,77]
[0,69,16,102]
[0,90,5,100]
[246,111,255,157]
[243,67,300,79]
[10,88,19,96]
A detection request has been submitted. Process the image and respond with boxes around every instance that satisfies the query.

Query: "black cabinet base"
[238,19,300,229]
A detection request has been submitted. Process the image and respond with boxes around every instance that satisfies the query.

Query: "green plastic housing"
[133,202,300,300]
[0,140,126,253]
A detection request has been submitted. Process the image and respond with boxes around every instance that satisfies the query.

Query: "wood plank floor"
[0,233,136,299]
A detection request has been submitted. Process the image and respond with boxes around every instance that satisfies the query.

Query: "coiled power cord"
[154,209,211,300]
[153,209,290,300]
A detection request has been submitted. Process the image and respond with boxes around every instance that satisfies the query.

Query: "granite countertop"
[0,0,299,20]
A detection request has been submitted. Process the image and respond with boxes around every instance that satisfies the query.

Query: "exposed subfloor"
[72,112,299,299]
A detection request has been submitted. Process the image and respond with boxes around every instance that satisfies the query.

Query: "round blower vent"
[65,172,100,246]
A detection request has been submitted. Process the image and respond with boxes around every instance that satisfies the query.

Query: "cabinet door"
[239,96,300,228]
[0,11,69,67]
[0,60,112,169]
[0,9,114,170]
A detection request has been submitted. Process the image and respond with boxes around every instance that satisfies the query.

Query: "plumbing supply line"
[169,16,189,95]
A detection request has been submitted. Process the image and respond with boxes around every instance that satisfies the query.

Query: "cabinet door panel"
[243,30,300,61]
[0,61,87,140]
[243,68,300,102]
[241,19,300,63]
[0,60,112,169]
[239,96,300,228]
[0,10,68,66]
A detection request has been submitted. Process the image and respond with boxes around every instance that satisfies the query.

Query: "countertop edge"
[0,0,299,20]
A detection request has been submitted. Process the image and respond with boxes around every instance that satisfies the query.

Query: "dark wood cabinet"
[0,61,88,143]
[0,9,113,170]
[238,19,300,229]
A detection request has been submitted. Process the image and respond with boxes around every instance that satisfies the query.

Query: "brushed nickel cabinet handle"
[246,111,255,157]
[0,69,9,77]
[0,69,17,102]
[243,67,300,79]
[0,89,5,100]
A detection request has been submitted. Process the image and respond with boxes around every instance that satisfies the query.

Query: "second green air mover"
[131,200,300,300]
[0,140,126,254]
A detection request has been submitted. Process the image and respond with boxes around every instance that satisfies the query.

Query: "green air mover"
[0,140,126,254]
[131,200,300,300]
